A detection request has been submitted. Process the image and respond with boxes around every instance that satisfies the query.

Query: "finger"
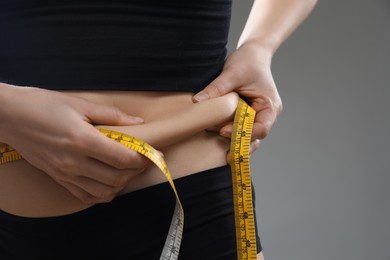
[249,139,261,155]
[58,180,107,204]
[86,128,153,170]
[220,123,233,138]
[205,126,220,133]
[250,95,281,140]
[251,105,278,140]
[219,112,275,140]
[69,175,123,203]
[226,150,231,165]
[218,108,276,140]
[193,69,239,102]
[57,156,144,203]
[205,121,233,133]
[73,156,142,187]
[84,101,144,125]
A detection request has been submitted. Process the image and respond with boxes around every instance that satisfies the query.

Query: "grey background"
[227,1,390,259]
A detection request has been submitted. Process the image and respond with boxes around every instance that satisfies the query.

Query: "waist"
[0,90,237,217]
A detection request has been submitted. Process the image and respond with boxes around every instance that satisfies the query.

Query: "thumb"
[193,69,238,102]
[84,102,144,126]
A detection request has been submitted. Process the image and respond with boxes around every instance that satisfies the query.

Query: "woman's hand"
[194,0,317,163]
[193,42,283,161]
[0,84,151,204]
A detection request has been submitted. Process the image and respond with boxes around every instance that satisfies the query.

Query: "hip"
[0,166,262,259]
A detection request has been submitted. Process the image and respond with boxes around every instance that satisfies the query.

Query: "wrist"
[237,35,279,57]
[234,40,274,67]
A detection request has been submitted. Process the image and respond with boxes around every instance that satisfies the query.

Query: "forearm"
[237,0,318,55]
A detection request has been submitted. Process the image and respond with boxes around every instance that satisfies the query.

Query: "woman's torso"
[0,90,236,217]
[0,0,233,217]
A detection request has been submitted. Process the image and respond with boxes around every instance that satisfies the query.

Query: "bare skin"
[0,90,239,217]
[0,88,265,259]
[0,1,319,257]
[194,0,318,144]
[192,2,318,258]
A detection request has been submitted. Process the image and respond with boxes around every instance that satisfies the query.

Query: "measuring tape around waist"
[0,98,257,260]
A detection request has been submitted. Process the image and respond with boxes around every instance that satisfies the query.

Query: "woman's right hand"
[0,83,152,204]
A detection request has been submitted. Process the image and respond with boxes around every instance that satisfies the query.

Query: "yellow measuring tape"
[0,98,257,259]
[230,99,258,260]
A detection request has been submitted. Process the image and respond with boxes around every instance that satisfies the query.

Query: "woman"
[0,0,317,259]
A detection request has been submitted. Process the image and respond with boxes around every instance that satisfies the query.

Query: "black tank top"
[0,0,232,92]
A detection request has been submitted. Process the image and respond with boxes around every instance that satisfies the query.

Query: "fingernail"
[193,92,209,102]
[220,125,233,137]
[220,131,231,138]
[131,117,144,123]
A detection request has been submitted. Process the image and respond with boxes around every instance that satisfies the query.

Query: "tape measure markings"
[97,128,184,260]
[0,98,257,260]
[230,100,257,260]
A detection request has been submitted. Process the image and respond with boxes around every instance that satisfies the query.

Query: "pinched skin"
[0,91,239,217]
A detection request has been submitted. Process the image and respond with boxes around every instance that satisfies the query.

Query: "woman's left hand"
[193,41,283,162]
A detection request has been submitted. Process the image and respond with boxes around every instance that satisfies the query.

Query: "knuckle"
[209,83,224,97]
[65,129,90,152]
[79,190,115,204]
[255,95,282,118]
[110,174,128,188]
[109,170,143,189]
[57,157,80,175]
[274,97,283,114]
[100,195,116,203]
[277,101,283,114]
[259,95,274,109]
[113,153,132,169]
[96,189,116,203]
[114,151,149,170]
[256,94,281,113]
[256,123,271,139]
[258,130,269,140]
[78,193,96,204]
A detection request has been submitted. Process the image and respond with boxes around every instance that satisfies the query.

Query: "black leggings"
[0,165,262,259]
